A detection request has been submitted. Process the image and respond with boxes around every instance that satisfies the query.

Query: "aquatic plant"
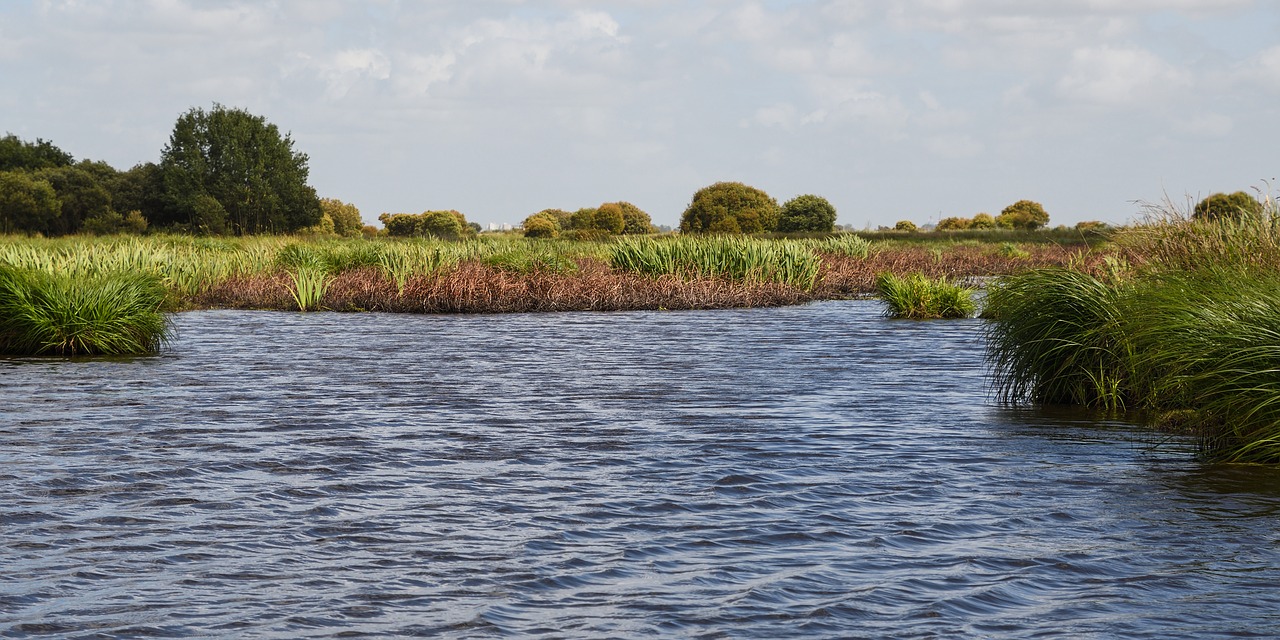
[875,272,976,320]
[808,234,873,259]
[0,265,170,355]
[983,268,1130,409]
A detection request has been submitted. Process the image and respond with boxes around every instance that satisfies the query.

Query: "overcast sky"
[3,0,1277,228]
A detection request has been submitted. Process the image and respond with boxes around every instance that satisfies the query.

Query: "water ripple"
[2,301,1279,638]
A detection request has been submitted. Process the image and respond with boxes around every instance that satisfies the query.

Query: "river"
[3,301,1279,638]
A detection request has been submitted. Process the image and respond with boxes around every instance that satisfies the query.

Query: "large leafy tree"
[777,194,837,233]
[996,199,1050,230]
[35,164,113,236]
[0,134,73,172]
[680,182,780,234]
[320,198,364,237]
[158,104,321,235]
[0,172,60,234]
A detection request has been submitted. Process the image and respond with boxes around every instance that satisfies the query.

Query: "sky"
[2,0,1278,229]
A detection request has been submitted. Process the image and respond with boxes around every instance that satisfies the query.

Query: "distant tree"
[378,213,420,237]
[608,201,654,235]
[935,216,971,231]
[107,163,166,224]
[0,134,73,172]
[158,104,321,234]
[320,198,363,237]
[418,210,464,239]
[593,203,626,235]
[680,181,779,234]
[1074,220,1109,231]
[776,194,837,233]
[0,171,61,234]
[83,210,148,235]
[34,165,113,235]
[1193,191,1262,222]
[568,207,598,231]
[996,200,1049,230]
[970,212,996,229]
[467,221,483,234]
[522,215,558,238]
[894,220,918,232]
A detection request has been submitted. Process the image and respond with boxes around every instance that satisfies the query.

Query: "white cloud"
[1056,45,1192,107]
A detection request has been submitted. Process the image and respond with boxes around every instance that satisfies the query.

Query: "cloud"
[1056,45,1193,107]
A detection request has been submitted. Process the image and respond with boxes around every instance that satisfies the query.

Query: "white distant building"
[486,222,517,231]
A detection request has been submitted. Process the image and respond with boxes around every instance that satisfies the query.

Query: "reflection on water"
[1,301,1277,638]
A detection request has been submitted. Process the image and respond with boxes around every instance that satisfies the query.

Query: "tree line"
[0,105,354,237]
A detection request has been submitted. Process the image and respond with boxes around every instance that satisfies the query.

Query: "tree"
[1193,191,1262,222]
[568,207,598,231]
[935,216,971,231]
[379,213,420,237]
[970,212,996,229]
[0,171,60,234]
[35,165,113,236]
[320,198,364,237]
[522,215,558,238]
[418,210,464,239]
[894,220,918,232]
[593,203,626,235]
[609,201,654,235]
[777,194,837,233]
[996,200,1049,230]
[158,104,321,234]
[0,134,73,172]
[680,181,779,234]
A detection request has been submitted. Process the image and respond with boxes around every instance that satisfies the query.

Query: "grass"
[875,272,976,319]
[984,196,1280,462]
[0,264,170,356]
[608,236,822,290]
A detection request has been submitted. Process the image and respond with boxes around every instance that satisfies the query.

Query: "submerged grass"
[0,265,170,356]
[875,272,976,319]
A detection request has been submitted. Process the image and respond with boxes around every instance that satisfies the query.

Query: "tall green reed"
[609,236,821,290]
[875,272,976,320]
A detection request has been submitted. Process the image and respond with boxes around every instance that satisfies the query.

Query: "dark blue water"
[2,301,1279,638]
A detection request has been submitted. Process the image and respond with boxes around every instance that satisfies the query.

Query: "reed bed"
[0,264,170,355]
[986,197,1280,462]
[609,236,822,290]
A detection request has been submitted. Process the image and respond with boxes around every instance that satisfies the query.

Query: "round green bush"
[679,182,780,234]
[610,201,654,234]
[894,220,918,232]
[1193,191,1262,221]
[970,213,996,229]
[777,194,837,233]
[522,215,558,238]
[593,203,626,235]
[418,210,463,239]
[936,216,971,231]
[996,200,1049,230]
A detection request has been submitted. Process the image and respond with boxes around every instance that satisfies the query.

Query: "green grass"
[608,235,821,290]
[0,265,170,356]
[875,272,976,319]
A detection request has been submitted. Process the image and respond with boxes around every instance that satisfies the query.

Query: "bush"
[611,201,654,235]
[321,198,364,237]
[996,200,1049,230]
[522,214,558,238]
[936,216,971,231]
[777,194,837,233]
[894,220,918,232]
[82,209,148,235]
[568,207,598,231]
[679,182,780,234]
[970,213,996,229]
[594,203,626,235]
[875,272,975,319]
[1193,191,1262,222]
[0,265,171,355]
[418,210,464,239]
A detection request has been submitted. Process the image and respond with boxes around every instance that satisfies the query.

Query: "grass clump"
[875,272,976,319]
[0,265,170,356]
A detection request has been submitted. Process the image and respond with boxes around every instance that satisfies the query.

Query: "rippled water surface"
[3,301,1280,638]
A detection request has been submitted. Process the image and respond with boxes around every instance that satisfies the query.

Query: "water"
[2,300,1279,638]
